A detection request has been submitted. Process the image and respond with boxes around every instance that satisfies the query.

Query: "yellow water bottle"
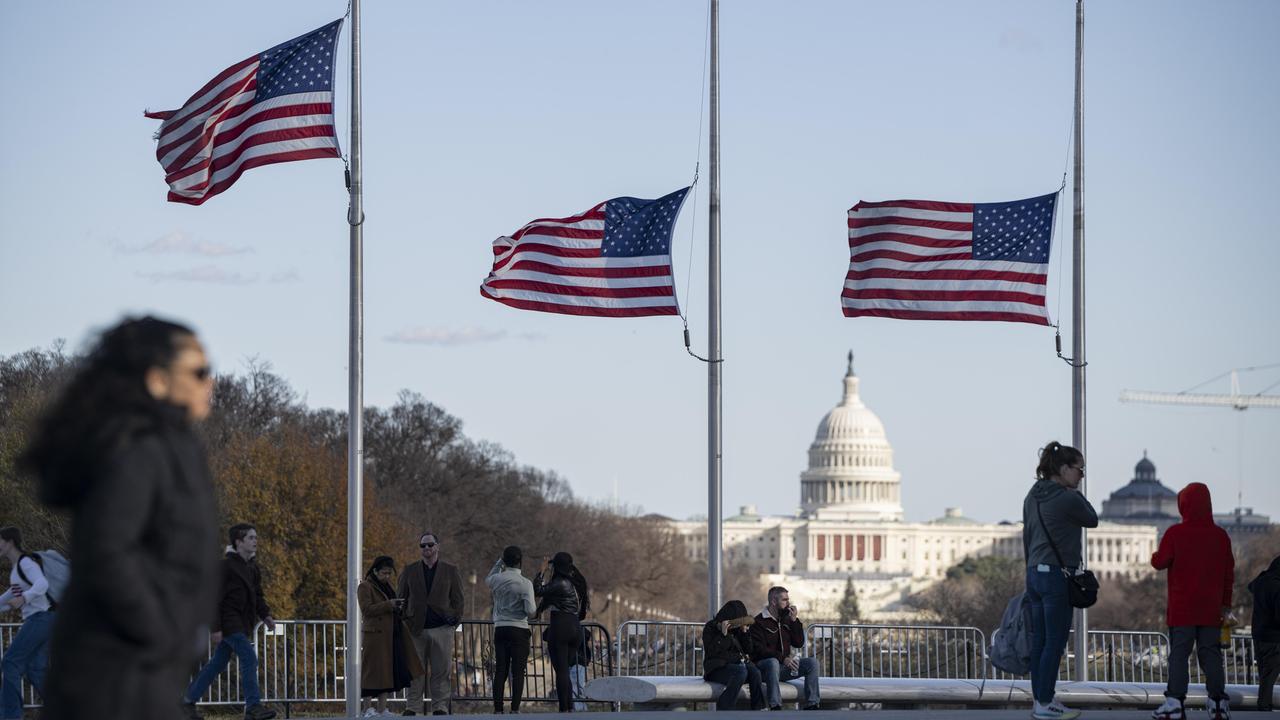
[1219,611,1238,648]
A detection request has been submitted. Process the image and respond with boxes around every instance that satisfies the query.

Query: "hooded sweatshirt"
[1248,555,1280,642]
[1150,482,1234,627]
[1022,478,1099,569]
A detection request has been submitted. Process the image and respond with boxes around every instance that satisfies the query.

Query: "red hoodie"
[1150,482,1235,627]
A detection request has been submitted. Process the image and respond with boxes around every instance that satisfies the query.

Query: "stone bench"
[584,675,1276,710]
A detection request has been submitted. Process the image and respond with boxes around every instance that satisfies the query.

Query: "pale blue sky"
[2,1,1277,524]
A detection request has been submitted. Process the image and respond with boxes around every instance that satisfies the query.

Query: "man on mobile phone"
[181,524,276,720]
[748,586,820,710]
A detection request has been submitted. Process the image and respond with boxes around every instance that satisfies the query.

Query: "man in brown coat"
[397,531,465,715]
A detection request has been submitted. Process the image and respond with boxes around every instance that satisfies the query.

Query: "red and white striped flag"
[145,20,343,205]
[843,193,1057,325]
[480,188,689,318]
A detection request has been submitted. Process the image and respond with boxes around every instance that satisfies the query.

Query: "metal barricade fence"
[616,621,704,676]
[0,618,611,712]
[806,624,988,679]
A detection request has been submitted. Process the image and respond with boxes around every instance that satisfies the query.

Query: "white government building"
[670,355,1158,620]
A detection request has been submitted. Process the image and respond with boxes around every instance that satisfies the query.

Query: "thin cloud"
[269,268,301,284]
[115,231,253,257]
[385,327,544,346]
[135,265,258,286]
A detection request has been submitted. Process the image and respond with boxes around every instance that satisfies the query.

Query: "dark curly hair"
[1036,440,1083,482]
[20,316,198,506]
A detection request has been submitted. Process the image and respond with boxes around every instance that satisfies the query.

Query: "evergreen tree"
[837,577,861,623]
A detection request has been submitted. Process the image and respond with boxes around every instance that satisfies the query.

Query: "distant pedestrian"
[398,531,464,716]
[1249,555,1280,712]
[20,316,221,720]
[702,600,765,711]
[1022,441,1098,720]
[0,528,52,719]
[182,523,278,720]
[748,586,820,710]
[1149,482,1234,720]
[486,546,535,714]
[534,552,589,712]
[359,556,423,716]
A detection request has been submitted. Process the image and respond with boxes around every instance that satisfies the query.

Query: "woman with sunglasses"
[1022,441,1099,720]
[20,316,222,720]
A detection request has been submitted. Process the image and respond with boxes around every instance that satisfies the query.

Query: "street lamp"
[468,570,478,619]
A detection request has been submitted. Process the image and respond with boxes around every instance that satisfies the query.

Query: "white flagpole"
[1071,0,1089,683]
[345,0,365,714]
[707,0,723,619]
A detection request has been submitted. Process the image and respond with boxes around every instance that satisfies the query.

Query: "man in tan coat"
[397,531,465,715]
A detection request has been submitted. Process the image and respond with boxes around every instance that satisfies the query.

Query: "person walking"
[19,316,222,720]
[359,556,423,716]
[398,531,464,716]
[1149,483,1235,720]
[486,546,536,714]
[534,552,589,712]
[1249,554,1280,712]
[181,523,277,720]
[748,586,820,710]
[703,600,765,711]
[0,528,52,719]
[1022,441,1097,720]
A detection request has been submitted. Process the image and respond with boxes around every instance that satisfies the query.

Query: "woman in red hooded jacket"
[1149,482,1234,720]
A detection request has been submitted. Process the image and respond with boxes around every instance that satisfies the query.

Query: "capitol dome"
[800,353,904,522]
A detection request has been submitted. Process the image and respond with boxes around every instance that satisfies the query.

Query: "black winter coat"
[702,615,759,678]
[748,611,806,663]
[214,551,271,636]
[42,423,221,720]
[1249,556,1280,643]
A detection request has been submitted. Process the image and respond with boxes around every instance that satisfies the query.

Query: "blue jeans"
[756,656,820,708]
[1026,566,1073,704]
[183,632,261,707]
[706,662,764,710]
[1,611,52,719]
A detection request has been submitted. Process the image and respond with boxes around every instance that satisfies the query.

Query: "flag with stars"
[843,192,1058,324]
[145,19,343,205]
[480,187,690,317]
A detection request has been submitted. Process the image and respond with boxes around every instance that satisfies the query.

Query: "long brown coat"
[359,579,425,691]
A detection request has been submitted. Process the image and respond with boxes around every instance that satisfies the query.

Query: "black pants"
[1165,626,1225,702]
[493,626,532,712]
[546,611,583,712]
[1258,640,1279,711]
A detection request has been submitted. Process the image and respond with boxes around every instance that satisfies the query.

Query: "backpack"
[989,591,1032,675]
[15,550,71,609]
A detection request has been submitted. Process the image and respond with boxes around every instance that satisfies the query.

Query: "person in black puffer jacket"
[703,600,764,710]
[535,552,588,712]
[1249,555,1280,711]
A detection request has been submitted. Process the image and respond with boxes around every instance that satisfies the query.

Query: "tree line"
[1,342,737,623]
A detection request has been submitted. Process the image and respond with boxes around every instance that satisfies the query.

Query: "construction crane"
[1120,364,1280,411]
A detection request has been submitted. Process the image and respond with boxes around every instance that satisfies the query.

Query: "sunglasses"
[420,542,437,549]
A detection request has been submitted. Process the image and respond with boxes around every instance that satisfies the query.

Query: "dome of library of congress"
[799,353,905,522]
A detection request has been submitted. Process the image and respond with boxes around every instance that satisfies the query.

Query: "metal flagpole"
[706,0,723,619]
[345,0,365,714]
[1071,0,1089,683]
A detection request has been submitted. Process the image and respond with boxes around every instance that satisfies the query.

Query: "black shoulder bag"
[1035,500,1100,608]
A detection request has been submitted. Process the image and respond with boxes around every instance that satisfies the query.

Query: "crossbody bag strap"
[1034,499,1070,570]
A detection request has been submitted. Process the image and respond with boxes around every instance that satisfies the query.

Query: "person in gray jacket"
[1022,441,1098,720]
[486,546,536,714]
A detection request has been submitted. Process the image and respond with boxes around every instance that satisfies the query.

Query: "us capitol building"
[669,355,1159,620]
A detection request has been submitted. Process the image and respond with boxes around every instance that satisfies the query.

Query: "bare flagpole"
[707,0,723,619]
[345,0,365,714]
[1071,0,1089,683]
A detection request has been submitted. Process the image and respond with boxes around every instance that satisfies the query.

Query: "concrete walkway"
[301,710,1205,719]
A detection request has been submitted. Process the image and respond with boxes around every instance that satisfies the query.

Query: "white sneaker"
[1151,696,1184,720]
[1031,700,1081,720]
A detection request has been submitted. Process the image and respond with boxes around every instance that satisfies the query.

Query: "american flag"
[145,20,343,205]
[480,188,690,317]
[843,192,1058,325]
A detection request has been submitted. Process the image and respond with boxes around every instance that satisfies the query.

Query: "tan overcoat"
[358,579,425,691]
